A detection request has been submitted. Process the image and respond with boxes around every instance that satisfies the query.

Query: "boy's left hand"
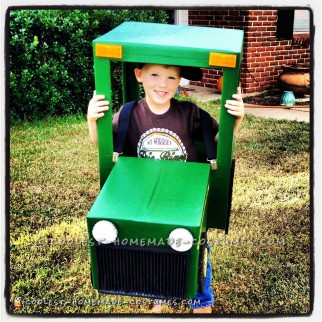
[225,87,244,119]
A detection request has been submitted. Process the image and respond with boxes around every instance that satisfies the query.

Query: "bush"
[9,9,169,121]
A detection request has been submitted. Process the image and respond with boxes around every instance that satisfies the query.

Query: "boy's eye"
[168,76,176,80]
[151,73,158,77]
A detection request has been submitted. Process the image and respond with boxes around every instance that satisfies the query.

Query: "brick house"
[172,9,311,95]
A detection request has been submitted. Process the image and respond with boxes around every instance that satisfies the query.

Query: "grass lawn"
[8,103,311,315]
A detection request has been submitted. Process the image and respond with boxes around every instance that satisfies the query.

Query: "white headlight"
[168,228,194,252]
[92,220,118,244]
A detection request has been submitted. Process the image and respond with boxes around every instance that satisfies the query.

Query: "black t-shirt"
[112,98,218,162]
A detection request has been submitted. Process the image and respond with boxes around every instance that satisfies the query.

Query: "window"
[293,9,310,34]
[276,9,310,40]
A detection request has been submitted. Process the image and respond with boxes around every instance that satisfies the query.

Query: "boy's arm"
[224,87,245,136]
[87,118,98,145]
[87,91,109,145]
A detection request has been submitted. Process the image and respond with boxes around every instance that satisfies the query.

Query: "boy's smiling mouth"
[155,90,168,97]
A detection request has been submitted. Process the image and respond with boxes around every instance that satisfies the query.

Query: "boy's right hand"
[87,90,109,122]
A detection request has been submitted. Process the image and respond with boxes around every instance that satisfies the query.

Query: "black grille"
[95,245,188,299]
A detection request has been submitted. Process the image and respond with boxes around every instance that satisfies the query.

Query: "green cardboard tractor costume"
[87,22,244,300]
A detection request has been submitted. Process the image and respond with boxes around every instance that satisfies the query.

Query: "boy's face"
[134,64,181,111]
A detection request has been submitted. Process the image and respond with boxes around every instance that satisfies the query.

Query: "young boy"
[87,63,244,313]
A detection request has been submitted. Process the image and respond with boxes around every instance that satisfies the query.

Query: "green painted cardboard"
[87,157,209,297]
[88,157,209,227]
[94,22,243,68]
[88,21,244,299]
[93,21,243,230]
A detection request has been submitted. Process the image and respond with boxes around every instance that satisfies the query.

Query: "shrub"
[9,9,169,121]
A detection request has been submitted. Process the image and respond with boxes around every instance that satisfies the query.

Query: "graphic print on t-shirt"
[137,128,188,161]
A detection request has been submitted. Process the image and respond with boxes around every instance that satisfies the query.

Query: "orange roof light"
[209,52,237,68]
[95,44,122,59]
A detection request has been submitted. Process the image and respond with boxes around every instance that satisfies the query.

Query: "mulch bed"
[243,94,280,106]
[243,90,310,107]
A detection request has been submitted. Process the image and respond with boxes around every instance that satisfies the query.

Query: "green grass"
[9,106,311,315]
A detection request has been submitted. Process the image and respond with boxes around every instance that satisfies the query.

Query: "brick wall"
[188,10,311,94]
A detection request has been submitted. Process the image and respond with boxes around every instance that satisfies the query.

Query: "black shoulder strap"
[114,100,137,154]
[199,108,217,160]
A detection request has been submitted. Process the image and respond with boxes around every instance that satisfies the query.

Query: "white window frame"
[174,10,189,26]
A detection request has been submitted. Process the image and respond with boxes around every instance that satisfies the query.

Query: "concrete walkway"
[183,84,310,123]
[244,106,310,123]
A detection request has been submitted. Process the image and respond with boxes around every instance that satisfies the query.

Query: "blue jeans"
[189,244,214,309]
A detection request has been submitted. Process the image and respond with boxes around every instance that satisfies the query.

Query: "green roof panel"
[93,22,244,68]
